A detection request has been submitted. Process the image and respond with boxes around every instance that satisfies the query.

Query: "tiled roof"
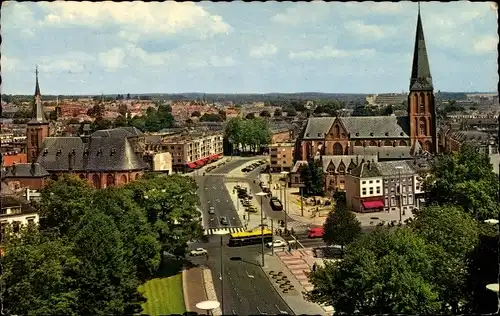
[38,137,86,171]
[85,137,147,172]
[303,117,335,139]
[2,163,50,178]
[375,160,416,176]
[350,161,381,178]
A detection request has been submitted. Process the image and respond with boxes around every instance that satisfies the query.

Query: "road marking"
[204,227,246,235]
[246,270,254,278]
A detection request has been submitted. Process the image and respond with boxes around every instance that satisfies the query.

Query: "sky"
[1,1,498,95]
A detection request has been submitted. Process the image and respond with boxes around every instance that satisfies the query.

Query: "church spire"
[410,3,433,91]
[29,66,48,124]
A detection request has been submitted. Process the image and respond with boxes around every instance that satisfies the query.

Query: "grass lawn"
[138,264,186,316]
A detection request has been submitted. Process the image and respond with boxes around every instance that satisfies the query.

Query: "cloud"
[270,2,330,25]
[288,46,375,60]
[473,35,498,54]
[99,48,126,71]
[344,20,395,40]
[39,2,231,39]
[2,55,23,71]
[187,56,236,69]
[249,43,278,58]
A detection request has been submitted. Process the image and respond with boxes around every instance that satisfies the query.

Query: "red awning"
[362,200,385,209]
[211,154,220,160]
[187,163,196,169]
[195,160,205,166]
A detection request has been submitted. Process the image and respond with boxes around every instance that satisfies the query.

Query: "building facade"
[269,143,295,172]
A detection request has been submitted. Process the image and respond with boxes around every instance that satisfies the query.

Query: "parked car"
[190,248,208,256]
[220,216,229,225]
[208,206,215,214]
[266,240,286,248]
[246,206,258,213]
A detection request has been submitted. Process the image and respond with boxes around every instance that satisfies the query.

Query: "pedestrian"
[288,245,292,252]
[313,263,317,272]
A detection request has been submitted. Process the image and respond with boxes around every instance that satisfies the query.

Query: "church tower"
[408,5,437,154]
[26,66,50,163]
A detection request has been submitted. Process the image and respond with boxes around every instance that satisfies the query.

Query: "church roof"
[2,163,50,178]
[410,6,433,91]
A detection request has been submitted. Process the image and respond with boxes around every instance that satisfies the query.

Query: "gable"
[303,117,335,140]
[325,117,348,140]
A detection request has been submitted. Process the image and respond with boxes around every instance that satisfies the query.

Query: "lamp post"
[281,171,290,232]
[484,218,500,314]
[212,229,230,315]
[256,191,268,267]
[395,166,403,224]
[196,300,220,316]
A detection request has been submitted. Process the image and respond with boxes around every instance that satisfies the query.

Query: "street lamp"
[212,229,230,315]
[395,166,403,224]
[280,171,290,232]
[196,300,220,316]
[484,218,500,314]
[256,191,268,267]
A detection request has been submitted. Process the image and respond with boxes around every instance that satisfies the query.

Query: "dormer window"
[385,132,389,136]
[56,149,62,156]
[97,148,102,156]
[71,148,76,155]
[110,148,116,156]
[355,132,359,136]
[43,148,48,156]
[400,132,404,136]
[83,149,89,156]
[370,132,374,136]
[317,133,322,137]
[306,133,309,137]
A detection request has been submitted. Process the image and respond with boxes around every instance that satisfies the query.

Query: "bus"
[228,228,273,247]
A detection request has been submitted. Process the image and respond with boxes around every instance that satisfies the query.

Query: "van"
[308,227,324,238]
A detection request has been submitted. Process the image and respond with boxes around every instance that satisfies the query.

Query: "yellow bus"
[228,227,273,247]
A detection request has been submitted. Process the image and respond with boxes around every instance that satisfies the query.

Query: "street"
[192,158,293,315]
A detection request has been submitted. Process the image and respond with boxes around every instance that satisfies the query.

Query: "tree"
[127,93,131,100]
[245,113,255,120]
[286,107,297,116]
[299,159,324,196]
[191,111,201,117]
[259,110,271,117]
[114,115,127,127]
[71,211,140,315]
[224,117,271,153]
[306,228,442,315]
[274,108,282,117]
[39,175,95,236]
[1,227,79,316]
[200,113,224,122]
[352,105,376,117]
[92,117,113,131]
[381,104,393,116]
[410,205,480,313]
[425,144,500,220]
[323,204,362,256]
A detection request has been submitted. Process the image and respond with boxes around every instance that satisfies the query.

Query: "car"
[266,240,286,248]
[190,248,208,256]
[208,206,215,215]
[220,216,229,225]
[246,206,258,213]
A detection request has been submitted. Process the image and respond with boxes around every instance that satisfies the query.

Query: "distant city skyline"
[2,1,498,95]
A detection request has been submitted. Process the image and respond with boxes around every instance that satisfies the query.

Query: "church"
[296,7,438,162]
[3,69,148,190]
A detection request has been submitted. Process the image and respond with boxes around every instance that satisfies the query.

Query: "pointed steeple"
[410,3,433,91]
[29,66,48,124]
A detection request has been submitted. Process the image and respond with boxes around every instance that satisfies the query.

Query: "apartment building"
[157,132,223,172]
[345,159,429,213]
[269,143,295,172]
[0,195,39,242]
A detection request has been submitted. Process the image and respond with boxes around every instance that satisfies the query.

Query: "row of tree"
[1,174,203,315]
[307,145,500,315]
[224,117,271,152]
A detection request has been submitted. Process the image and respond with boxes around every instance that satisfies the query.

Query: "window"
[106,174,115,187]
[402,185,406,193]
[362,181,366,185]
[13,221,21,233]
[403,195,408,205]
[369,180,373,184]
[333,143,343,155]
[369,187,373,195]
[408,194,413,205]
[385,197,389,206]
[391,196,396,206]
[362,188,367,196]
[376,187,381,194]
[385,188,388,194]
[376,180,380,183]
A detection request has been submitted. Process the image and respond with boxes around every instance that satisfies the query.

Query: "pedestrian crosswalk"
[204,227,245,236]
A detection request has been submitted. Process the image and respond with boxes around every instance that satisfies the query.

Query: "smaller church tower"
[408,4,438,154]
[26,66,50,163]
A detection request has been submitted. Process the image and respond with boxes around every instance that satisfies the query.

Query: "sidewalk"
[224,181,269,231]
[183,266,222,315]
[226,158,264,178]
[262,248,333,315]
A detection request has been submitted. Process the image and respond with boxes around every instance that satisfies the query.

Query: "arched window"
[333,143,343,155]
[384,140,392,146]
[121,174,127,184]
[92,174,100,188]
[106,174,115,187]
[338,162,346,175]
[50,174,58,181]
[79,174,86,180]
[412,93,418,113]
[419,118,427,136]
[399,140,408,146]
[425,140,432,152]
[369,140,377,146]
[354,140,362,146]
[419,92,425,113]
[135,173,140,180]
[334,125,340,138]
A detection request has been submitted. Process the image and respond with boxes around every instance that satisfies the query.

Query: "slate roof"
[28,68,49,124]
[2,163,50,178]
[375,160,417,177]
[449,130,490,143]
[91,126,144,138]
[352,146,412,160]
[321,155,378,173]
[37,128,148,173]
[350,161,381,178]
[38,137,86,171]
[85,136,147,172]
[410,9,433,91]
[302,116,411,140]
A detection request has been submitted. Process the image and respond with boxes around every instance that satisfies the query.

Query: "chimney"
[367,160,371,170]
[68,152,73,172]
